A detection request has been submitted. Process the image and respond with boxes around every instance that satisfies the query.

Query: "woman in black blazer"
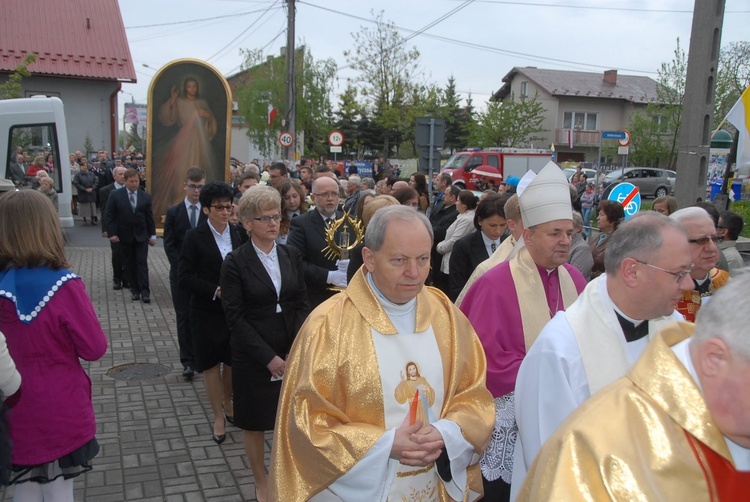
[220,186,309,502]
[449,194,508,301]
[178,182,242,445]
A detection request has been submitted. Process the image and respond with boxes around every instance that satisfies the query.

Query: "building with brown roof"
[0,0,136,156]
[494,67,659,164]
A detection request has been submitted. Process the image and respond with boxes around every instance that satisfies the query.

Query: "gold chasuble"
[518,323,746,501]
[270,268,495,502]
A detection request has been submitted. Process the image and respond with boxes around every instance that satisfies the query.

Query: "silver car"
[605,168,673,198]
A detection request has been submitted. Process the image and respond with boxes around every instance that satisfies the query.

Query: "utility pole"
[674,0,725,207]
[285,0,296,162]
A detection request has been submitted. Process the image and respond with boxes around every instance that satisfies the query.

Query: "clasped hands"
[390,420,445,467]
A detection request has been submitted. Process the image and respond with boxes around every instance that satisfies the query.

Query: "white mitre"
[519,161,572,227]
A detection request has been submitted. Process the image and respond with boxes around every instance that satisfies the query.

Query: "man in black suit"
[287,176,347,310]
[164,167,207,380]
[428,172,452,221]
[101,166,128,290]
[430,185,459,291]
[7,154,27,186]
[104,168,157,303]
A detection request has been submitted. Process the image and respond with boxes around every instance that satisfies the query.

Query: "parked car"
[563,167,598,183]
[604,167,673,198]
[665,170,676,193]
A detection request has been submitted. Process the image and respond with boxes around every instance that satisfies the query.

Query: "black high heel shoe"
[212,419,226,444]
[223,404,234,425]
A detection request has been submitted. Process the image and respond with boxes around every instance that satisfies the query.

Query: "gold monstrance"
[322,211,365,291]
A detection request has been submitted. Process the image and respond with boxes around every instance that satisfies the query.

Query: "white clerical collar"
[366,272,416,313]
[695,274,710,286]
[674,339,750,471]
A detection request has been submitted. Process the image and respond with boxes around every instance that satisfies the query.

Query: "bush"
[729,201,750,238]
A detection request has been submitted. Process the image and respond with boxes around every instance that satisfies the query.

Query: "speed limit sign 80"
[278,131,295,148]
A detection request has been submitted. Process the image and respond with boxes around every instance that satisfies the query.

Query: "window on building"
[520,81,528,98]
[563,112,599,131]
[650,114,669,133]
[8,123,63,193]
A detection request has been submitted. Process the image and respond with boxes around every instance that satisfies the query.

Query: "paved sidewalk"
[4,221,268,501]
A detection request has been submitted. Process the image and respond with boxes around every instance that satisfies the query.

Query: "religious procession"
[2,152,749,501]
[2,0,750,501]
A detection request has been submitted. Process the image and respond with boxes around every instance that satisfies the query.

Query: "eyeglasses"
[313,191,339,199]
[635,259,694,282]
[211,204,233,212]
[687,235,723,246]
[186,183,205,191]
[253,214,282,224]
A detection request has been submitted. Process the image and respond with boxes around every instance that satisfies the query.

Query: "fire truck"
[440,148,552,190]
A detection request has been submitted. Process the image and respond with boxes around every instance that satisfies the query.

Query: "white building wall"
[1,75,121,155]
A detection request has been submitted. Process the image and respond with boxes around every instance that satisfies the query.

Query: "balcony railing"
[555,129,601,147]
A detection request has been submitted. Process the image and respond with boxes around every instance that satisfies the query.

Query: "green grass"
[730,201,750,238]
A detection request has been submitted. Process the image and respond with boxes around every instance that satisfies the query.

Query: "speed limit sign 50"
[278,131,295,148]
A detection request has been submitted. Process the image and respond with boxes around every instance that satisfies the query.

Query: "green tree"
[126,123,143,152]
[469,93,546,147]
[442,76,467,153]
[715,41,750,129]
[652,38,687,169]
[344,11,421,157]
[627,113,670,166]
[0,54,36,100]
[236,47,336,158]
[400,82,443,158]
[84,135,94,157]
[334,85,363,157]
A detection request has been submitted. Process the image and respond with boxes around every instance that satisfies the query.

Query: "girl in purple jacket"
[0,190,107,501]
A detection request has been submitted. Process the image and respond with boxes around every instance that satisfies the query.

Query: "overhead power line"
[453,0,750,14]
[207,1,281,63]
[298,0,657,75]
[125,7,277,29]
[335,0,477,73]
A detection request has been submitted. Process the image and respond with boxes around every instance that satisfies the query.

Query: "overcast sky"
[119,0,748,109]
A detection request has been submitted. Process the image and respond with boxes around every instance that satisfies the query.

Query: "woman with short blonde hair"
[221,184,309,502]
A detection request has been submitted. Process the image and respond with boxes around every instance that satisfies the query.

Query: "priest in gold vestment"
[270,206,495,502]
[518,275,750,501]
[670,207,730,322]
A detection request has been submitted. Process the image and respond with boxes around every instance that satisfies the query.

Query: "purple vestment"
[460,261,586,397]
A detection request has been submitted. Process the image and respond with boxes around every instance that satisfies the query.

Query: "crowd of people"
[1,153,748,502]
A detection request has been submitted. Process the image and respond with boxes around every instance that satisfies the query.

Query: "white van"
[0,97,73,227]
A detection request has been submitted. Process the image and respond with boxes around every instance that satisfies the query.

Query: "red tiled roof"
[0,0,136,82]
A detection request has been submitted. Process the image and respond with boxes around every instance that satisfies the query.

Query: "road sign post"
[278,131,294,149]
[328,130,344,163]
[598,130,630,180]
